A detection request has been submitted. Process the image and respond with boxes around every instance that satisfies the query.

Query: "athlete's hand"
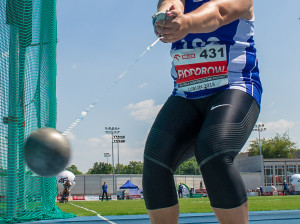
[155,5,190,43]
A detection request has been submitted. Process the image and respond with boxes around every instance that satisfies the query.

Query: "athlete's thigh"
[144,96,203,171]
[195,89,260,166]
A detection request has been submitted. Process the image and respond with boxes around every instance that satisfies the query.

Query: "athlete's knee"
[143,157,178,210]
[144,127,178,171]
[142,125,182,210]
[200,152,247,209]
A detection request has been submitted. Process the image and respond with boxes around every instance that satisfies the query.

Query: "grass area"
[57,200,147,216]
[248,195,300,211]
[57,195,300,216]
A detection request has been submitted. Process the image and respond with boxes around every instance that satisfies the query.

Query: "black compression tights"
[143,89,260,210]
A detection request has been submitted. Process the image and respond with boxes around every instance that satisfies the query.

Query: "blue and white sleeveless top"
[170,0,262,106]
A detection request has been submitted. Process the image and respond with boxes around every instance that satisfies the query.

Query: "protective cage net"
[0,0,75,223]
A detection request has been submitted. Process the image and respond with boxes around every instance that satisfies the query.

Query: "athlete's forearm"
[185,0,253,34]
[157,0,185,13]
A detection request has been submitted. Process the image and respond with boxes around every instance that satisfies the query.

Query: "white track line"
[69,202,117,224]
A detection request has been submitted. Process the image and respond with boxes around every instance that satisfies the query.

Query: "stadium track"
[24,210,300,224]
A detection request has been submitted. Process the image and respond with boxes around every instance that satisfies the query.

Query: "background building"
[236,153,300,191]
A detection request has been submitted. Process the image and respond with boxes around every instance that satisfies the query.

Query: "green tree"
[121,161,143,174]
[87,162,112,174]
[174,157,201,175]
[66,164,82,175]
[248,133,298,158]
[115,163,125,174]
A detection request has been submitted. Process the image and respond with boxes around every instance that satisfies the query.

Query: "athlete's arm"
[157,0,254,43]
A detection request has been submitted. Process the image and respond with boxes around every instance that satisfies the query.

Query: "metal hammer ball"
[24,128,71,177]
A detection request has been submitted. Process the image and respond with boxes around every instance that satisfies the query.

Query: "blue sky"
[56,0,300,173]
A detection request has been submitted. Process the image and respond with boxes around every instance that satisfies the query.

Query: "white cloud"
[86,134,111,148]
[87,137,102,148]
[139,83,148,89]
[119,145,144,164]
[264,119,295,133]
[65,132,76,141]
[125,99,162,122]
[72,64,78,69]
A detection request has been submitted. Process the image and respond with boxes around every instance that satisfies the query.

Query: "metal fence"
[70,173,260,195]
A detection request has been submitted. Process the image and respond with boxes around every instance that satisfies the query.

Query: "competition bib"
[171,45,228,92]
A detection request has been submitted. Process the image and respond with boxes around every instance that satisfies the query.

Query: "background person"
[259,186,263,196]
[189,188,194,198]
[61,188,70,203]
[101,182,108,201]
[283,180,289,196]
[60,179,72,203]
[64,179,72,191]
[143,0,262,223]
[178,183,183,198]
[122,190,125,200]
[200,181,203,193]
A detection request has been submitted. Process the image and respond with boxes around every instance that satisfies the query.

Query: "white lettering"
[178,70,184,79]
[192,38,205,48]
[182,54,195,59]
[207,67,215,74]
[207,37,221,44]
[184,69,191,78]
[215,66,225,74]
[177,65,226,80]
[195,68,201,76]
[181,39,188,49]
[189,69,194,76]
